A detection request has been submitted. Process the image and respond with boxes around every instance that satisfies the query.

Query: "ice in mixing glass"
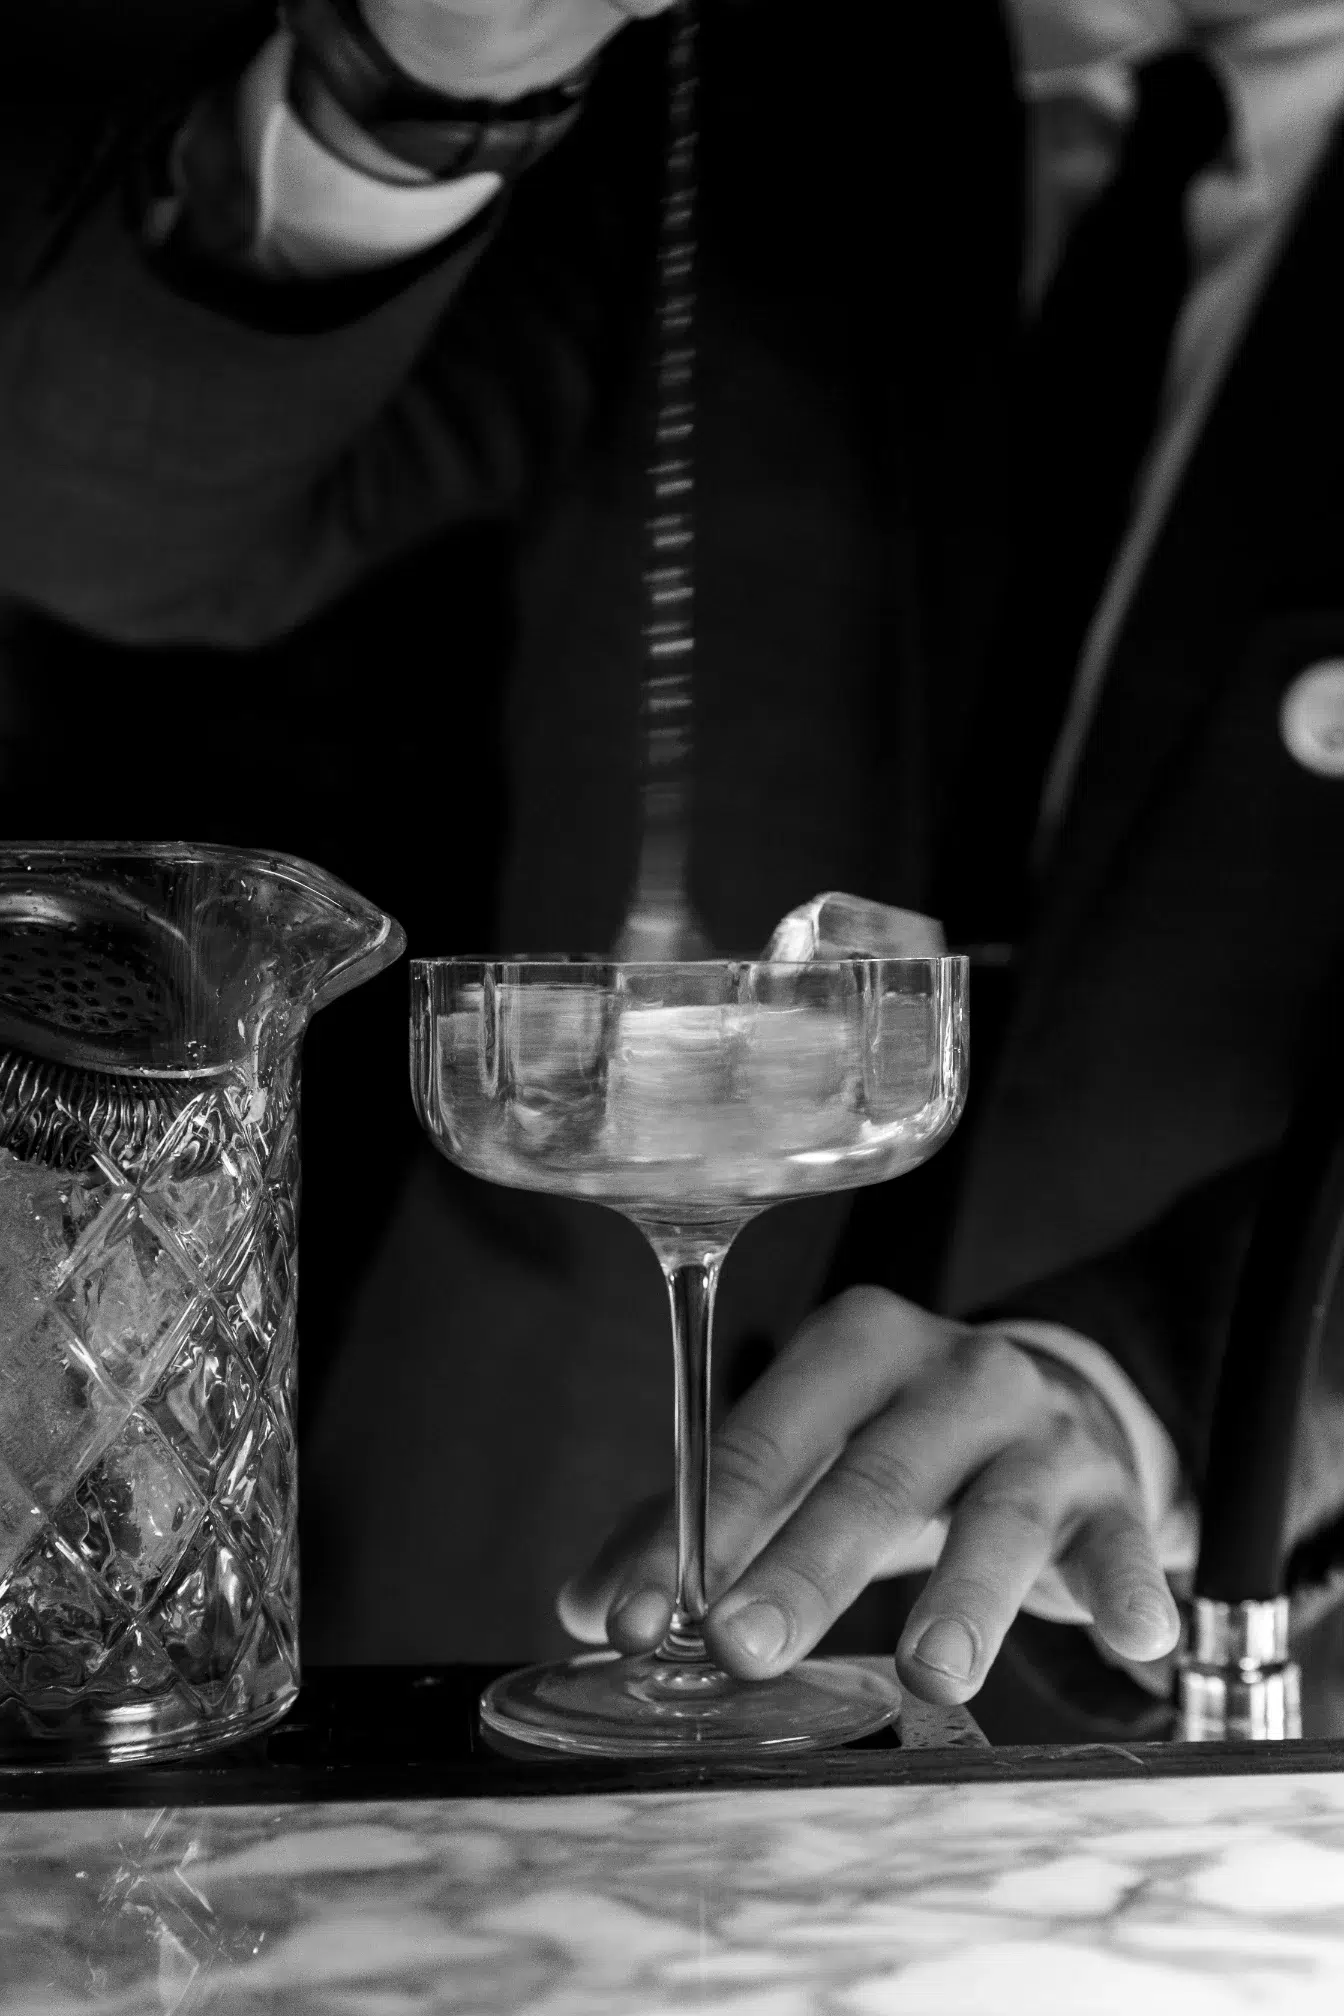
[0,1072,300,1757]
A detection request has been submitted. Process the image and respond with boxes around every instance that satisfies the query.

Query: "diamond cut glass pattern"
[51,1410,206,1614]
[0,1085,300,1757]
[154,1523,260,1710]
[0,1530,127,1697]
[218,1400,294,1599]
[141,1092,265,1273]
[0,842,404,1766]
[54,1202,196,1400]
[144,1309,260,1494]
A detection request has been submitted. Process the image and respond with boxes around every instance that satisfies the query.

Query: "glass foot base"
[479,1649,901,1758]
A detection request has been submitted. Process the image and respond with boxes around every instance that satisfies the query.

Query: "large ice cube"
[738,1003,853,1151]
[497,982,610,1156]
[604,1003,740,1165]
[763,892,946,963]
[762,895,949,1134]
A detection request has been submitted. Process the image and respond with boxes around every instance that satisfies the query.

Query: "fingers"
[559,1301,1181,1708]
[1058,1501,1183,1665]
[697,1289,953,1586]
[700,1332,1051,1678]
[894,1428,1180,1706]
[565,1289,955,1652]
[555,1494,670,1646]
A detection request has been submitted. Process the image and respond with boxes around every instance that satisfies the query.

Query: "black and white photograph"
[4,1,1344,2008]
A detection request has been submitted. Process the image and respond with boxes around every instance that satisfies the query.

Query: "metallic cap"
[1188,1595,1290,1669]
[1177,1597,1302,1742]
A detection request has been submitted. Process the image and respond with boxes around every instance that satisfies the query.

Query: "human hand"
[558,1287,1182,1704]
[359,0,679,100]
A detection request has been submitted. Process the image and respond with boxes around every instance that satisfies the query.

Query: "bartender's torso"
[933,0,1344,1311]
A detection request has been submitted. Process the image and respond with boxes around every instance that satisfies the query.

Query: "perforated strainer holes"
[0,928,177,1042]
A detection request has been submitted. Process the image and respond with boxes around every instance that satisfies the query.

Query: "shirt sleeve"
[238,26,503,279]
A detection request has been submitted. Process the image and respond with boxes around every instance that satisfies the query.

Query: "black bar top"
[2,1659,1344,1811]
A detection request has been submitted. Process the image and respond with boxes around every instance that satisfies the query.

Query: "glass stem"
[660,1248,726,1665]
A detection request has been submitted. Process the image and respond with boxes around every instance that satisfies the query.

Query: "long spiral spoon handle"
[615,0,709,961]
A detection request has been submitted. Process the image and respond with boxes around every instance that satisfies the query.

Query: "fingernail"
[911,1617,977,1679]
[608,1588,670,1643]
[720,1600,790,1665]
[1122,1591,1180,1648]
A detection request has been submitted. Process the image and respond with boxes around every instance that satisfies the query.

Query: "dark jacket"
[5,1,1343,1652]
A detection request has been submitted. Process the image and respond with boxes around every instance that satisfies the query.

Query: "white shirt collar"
[1013,0,1344,76]
[1014,1,1344,195]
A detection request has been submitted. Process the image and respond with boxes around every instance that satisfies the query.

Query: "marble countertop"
[9,1771,1344,2013]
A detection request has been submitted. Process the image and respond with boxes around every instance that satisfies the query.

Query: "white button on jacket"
[1280,661,1344,778]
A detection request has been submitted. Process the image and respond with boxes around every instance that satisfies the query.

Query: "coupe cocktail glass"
[411,952,968,1755]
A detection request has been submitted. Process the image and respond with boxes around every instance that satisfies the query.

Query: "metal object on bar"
[615,0,710,961]
[1177,1597,1302,1741]
[0,1047,225,1174]
[1174,948,1344,1741]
